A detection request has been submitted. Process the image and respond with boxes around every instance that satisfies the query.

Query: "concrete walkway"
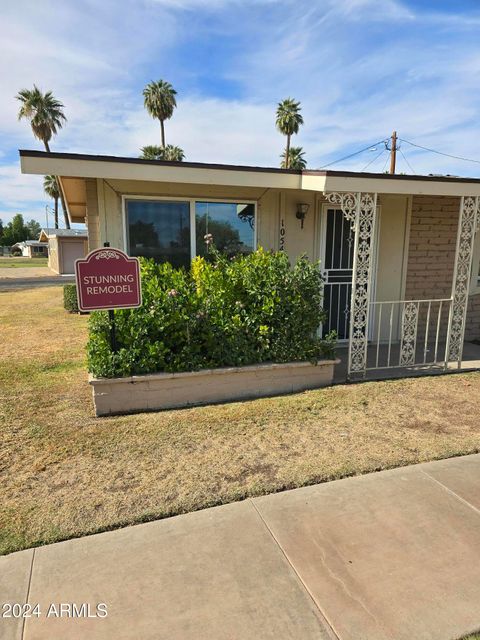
[2,455,480,640]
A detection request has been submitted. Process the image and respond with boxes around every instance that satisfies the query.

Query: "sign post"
[75,245,142,353]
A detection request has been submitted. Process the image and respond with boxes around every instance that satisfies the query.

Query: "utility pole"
[389,130,397,174]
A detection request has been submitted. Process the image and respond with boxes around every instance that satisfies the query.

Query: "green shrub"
[63,284,79,313]
[87,248,336,378]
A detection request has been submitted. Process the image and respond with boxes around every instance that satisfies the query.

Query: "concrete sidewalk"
[2,455,480,640]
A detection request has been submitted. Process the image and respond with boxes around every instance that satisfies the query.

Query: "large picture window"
[126,200,191,269]
[126,198,255,266]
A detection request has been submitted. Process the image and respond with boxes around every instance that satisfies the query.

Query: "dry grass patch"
[0,257,48,268]
[1,286,480,555]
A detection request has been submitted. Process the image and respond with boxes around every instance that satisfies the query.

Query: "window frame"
[122,195,257,261]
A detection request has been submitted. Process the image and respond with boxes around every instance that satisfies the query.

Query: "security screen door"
[320,208,355,340]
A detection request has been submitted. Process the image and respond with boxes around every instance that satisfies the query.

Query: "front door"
[320,208,355,340]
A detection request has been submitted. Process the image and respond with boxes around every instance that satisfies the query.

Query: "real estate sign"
[75,248,142,311]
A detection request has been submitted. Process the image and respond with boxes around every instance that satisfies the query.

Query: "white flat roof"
[19,150,480,203]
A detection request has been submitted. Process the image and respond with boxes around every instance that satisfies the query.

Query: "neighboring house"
[38,228,88,275]
[11,240,48,258]
[20,150,480,381]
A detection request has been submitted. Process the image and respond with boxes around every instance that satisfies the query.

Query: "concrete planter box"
[89,359,339,417]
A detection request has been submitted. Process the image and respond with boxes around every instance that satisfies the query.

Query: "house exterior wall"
[85,180,480,341]
[372,195,411,340]
[87,178,283,253]
[85,178,100,251]
[404,194,480,341]
[47,236,60,273]
[466,292,480,341]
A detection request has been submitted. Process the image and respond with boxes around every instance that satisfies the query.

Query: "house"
[38,228,88,275]
[20,150,480,381]
[11,239,48,258]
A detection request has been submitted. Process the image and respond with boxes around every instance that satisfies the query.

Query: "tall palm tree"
[16,86,70,228]
[140,144,185,161]
[44,175,59,229]
[16,85,66,152]
[280,146,306,170]
[275,98,304,169]
[143,80,177,147]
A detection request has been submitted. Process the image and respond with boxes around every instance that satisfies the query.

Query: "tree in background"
[140,144,185,162]
[44,175,60,228]
[275,98,304,169]
[0,219,3,243]
[16,85,70,229]
[143,80,177,147]
[26,219,41,239]
[280,146,306,170]
[1,214,29,246]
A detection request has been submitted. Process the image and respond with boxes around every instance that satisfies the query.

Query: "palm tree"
[44,175,59,229]
[162,144,185,161]
[140,145,164,160]
[16,86,70,228]
[275,98,304,169]
[143,80,177,147]
[140,144,185,162]
[16,85,66,152]
[280,146,306,170]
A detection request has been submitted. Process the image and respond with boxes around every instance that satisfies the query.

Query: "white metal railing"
[366,298,453,371]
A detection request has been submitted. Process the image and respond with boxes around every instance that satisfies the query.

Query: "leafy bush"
[87,248,336,378]
[63,284,79,313]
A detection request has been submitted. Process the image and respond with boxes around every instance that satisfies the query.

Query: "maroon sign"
[75,248,142,312]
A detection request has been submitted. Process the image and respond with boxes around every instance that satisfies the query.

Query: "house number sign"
[279,218,286,251]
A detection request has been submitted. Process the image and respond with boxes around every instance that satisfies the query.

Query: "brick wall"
[404,195,479,342]
[405,195,459,300]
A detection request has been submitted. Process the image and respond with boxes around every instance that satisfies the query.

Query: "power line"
[320,139,388,169]
[399,148,416,174]
[361,148,387,172]
[399,138,480,165]
[381,152,390,173]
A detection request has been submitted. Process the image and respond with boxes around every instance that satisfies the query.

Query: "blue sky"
[2,0,480,226]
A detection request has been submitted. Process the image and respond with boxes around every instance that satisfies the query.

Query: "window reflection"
[127,200,191,269]
[195,202,255,258]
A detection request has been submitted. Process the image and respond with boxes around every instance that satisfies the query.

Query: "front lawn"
[0,256,48,268]
[1,286,479,555]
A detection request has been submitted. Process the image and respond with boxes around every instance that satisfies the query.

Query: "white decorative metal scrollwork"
[399,301,419,366]
[95,250,120,260]
[446,195,480,365]
[325,192,358,224]
[325,191,378,377]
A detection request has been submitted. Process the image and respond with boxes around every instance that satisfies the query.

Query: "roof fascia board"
[20,154,303,190]
[320,174,480,197]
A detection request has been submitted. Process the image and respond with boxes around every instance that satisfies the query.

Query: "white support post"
[446,196,480,368]
[324,192,378,379]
